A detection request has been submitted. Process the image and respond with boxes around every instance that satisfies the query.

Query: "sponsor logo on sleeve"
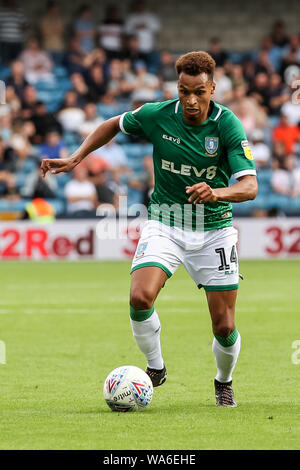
[241,140,254,160]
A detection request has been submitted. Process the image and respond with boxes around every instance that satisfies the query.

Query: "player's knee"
[214,324,234,338]
[212,314,235,338]
[130,288,154,311]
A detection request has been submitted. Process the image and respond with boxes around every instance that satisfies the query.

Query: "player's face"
[177,72,215,125]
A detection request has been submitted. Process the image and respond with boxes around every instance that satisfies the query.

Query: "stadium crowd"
[0,0,300,219]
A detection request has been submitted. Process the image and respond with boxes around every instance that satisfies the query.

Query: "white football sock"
[130,309,164,370]
[212,332,241,383]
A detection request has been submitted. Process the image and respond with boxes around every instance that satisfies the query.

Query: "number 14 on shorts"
[215,245,238,273]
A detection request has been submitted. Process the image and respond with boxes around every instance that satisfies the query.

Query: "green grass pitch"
[0,259,299,450]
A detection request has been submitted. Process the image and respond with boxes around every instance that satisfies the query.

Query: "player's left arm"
[186,175,258,204]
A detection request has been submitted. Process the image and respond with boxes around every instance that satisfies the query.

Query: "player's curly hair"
[175,51,215,80]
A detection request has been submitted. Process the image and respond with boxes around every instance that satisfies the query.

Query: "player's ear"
[211,81,216,95]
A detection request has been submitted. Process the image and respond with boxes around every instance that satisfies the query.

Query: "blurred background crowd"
[0,0,300,220]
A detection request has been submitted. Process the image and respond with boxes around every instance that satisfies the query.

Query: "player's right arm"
[40,116,121,177]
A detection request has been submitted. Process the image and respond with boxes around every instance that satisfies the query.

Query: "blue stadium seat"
[0,65,10,81]
[97,103,129,121]
[63,131,80,147]
[0,199,28,211]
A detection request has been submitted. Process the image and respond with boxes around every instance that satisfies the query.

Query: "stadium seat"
[0,65,10,81]
[0,198,28,211]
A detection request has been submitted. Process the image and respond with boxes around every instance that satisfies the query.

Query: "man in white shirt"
[78,103,104,140]
[249,128,271,168]
[64,165,97,214]
[124,1,160,56]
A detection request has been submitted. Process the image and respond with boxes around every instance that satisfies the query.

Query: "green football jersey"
[120,99,256,230]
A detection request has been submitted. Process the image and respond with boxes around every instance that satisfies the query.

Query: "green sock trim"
[215,327,239,347]
[130,305,154,322]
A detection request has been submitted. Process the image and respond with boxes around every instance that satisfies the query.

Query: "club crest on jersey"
[205,137,219,156]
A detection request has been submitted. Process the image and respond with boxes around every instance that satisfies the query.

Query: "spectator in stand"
[242,58,256,85]
[31,100,62,144]
[127,153,154,207]
[64,165,98,216]
[0,135,17,174]
[120,58,139,98]
[4,85,21,117]
[78,102,104,140]
[65,36,88,75]
[213,66,233,104]
[280,78,300,126]
[271,154,300,198]
[267,73,290,116]
[84,47,109,74]
[254,50,275,75]
[124,0,160,64]
[122,34,144,69]
[92,138,128,171]
[157,50,177,98]
[9,117,35,162]
[20,84,39,119]
[273,113,300,155]
[228,84,267,131]
[0,0,28,64]
[158,50,177,82]
[280,34,300,79]
[73,5,95,54]
[85,155,117,208]
[40,1,65,65]
[97,4,124,60]
[19,37,54,84]
[249,128,271,169]
[248,72,270,111]
[258,35,285,74]
[106,58,125,99]
[40,130,68,160]
[208,37,228,67]
[87,64,108,102]
[70,72,93,107]
[90,139,129,201]
[228,64,247,89]
[131,60,160,103]
[6,60,28,101]
[57,91,85,132]
[270,20,290,48]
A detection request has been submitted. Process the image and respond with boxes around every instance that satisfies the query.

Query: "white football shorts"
[131,220,239,291]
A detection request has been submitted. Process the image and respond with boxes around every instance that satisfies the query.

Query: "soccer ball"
[103,365,153,412]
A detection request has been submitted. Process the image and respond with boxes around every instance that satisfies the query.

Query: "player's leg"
[206,289,240,407]
[130,267,168,386]
[206,290,240,375]
[184,226,240,405]
[129,221,183,387]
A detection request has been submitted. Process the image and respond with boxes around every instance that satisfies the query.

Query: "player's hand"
[186,182,218,204]
[40,157,77,178]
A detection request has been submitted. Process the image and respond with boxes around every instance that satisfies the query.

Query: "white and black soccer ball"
[103,365,153,412]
